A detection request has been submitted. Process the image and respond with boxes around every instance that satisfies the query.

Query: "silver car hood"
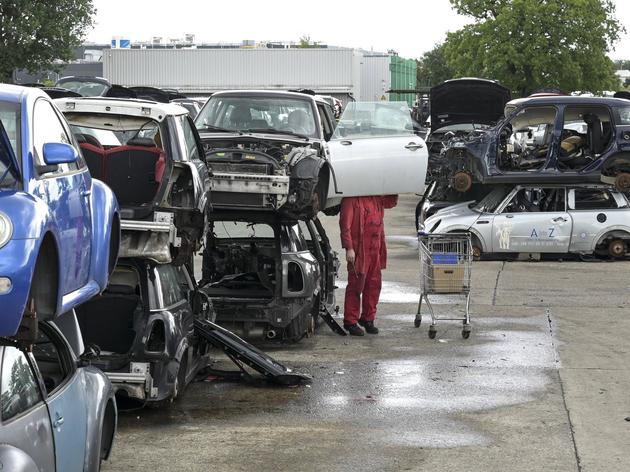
[423,201,481,231]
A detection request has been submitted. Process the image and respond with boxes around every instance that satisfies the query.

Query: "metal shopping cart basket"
[415,233,473,339]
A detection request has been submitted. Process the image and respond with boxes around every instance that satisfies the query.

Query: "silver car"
[421,185,630,258]
[0,311,117,471]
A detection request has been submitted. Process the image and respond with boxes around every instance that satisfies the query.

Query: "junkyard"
[2,1,630,471]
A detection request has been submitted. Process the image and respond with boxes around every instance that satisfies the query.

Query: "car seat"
[104,137,162,207]
[288,109,312,135]
[229,106,252,129]
[76,133,106,180]
[584,113,604,155]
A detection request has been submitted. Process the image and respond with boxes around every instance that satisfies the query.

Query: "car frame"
[200,211,336,341]
[440,95,630,193]
[421,184,630,258]
[0,314,117,471]
[75,259,213,405]
[56,96,211,265]
[0,85,120,342]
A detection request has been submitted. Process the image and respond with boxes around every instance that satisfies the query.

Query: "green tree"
[417,43,454,87]
[298,35,320,48]
[0,0,95,83]
[443,0,623,96]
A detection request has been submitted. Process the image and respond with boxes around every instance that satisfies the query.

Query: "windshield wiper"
[245,128,309,141]
[197,124,238,133]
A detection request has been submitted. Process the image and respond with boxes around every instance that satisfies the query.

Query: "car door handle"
[405,142,424,151]
[340,140,352,146]
[552,217,567,223]
[53,414,64,428]
[505,214,514,218]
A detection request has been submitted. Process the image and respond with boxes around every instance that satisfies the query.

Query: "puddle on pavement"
[310,313,556,448]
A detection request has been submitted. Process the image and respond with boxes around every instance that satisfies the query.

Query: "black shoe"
[344,324,365,336]
[359,320,379,334]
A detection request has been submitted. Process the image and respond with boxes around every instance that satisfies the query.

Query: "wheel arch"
[594,228,630,249]
[30,232,61,319]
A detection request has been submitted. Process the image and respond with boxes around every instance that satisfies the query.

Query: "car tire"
[608,239,626,259]
[98,402,116,470]
[614,172,630,193]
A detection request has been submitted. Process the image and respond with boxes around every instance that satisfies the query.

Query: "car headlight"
[0,213,13,248]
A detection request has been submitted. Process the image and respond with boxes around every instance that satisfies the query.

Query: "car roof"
[210,89,317,103]
[54,96,188,121]
[0,83,48,103]
[506,95,630,108]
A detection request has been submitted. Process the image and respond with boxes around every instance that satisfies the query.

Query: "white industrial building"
[102,47,414,103]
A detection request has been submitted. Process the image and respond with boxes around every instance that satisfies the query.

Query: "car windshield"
[332,101,415,139]
[57,80,109,97]
[195,95,319,139]
[473,185,512,213]
[432,123,490,133]
[0,102,20,188]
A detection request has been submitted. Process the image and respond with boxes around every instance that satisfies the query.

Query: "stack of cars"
[420,78,630,259]
[195,90,428,339]
[54,95,215,405]
[0,84,120,469]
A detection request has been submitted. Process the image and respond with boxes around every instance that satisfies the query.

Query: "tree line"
[417,0,625,97]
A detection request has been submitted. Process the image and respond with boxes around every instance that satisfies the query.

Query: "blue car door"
[33,324,88,472]
[32,99,92,294]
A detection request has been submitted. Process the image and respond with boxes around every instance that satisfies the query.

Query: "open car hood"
[430,79,511,133]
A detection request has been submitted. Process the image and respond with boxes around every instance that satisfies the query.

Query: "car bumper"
[0,239,38,337]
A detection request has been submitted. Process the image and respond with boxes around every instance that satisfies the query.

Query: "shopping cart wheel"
[428,327,437,339]
[462,330,471,339]
[414,317,421,328]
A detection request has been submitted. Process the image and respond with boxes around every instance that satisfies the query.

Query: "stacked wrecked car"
[421,78,630,258]
[195,90,428,340]
[55,96,215,405]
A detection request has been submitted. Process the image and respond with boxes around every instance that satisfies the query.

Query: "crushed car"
[0,85,120,345]
[200,212,339,341]
[75,259,213,405]
[195,90,336,219]
[56,96,211,265]
[0,312,117,471]
[421,184,630,259]
[437,95,630,194]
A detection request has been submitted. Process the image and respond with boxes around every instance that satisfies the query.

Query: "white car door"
[326,102,427,208]
[491,187,572,253]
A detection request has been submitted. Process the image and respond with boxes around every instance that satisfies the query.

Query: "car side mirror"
[43,142,78,165]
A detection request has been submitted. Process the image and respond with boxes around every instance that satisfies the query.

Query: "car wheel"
[472,244,482,261]
[452,172,472,193]
[98,402,116,470]
[614,172,630,193]
[608,239,626,258]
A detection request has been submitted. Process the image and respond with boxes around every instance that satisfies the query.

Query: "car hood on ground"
[430,79,511,133]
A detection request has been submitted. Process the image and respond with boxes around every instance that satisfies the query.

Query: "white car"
[421,184,630,258]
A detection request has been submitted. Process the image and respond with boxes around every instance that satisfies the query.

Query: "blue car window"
[33,99,78,175]
[0,347,42,421]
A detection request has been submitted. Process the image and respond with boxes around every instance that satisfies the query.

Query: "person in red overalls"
[340,195,398,336]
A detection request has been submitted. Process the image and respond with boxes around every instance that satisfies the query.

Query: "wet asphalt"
[103,195,630,472]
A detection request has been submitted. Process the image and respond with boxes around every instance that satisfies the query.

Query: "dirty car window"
[332,102,415,139]
[1,347,42,421]
[615,106,630,125]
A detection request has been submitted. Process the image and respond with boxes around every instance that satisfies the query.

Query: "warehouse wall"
[360,54,391,102]
[103,48,362,96]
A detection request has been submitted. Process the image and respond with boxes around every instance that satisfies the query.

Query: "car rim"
[609,239,626,258]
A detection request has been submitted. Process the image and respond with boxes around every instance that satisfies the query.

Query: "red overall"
[340,195,398,326]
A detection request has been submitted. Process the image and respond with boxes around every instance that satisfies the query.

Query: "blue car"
[0,85,119,341]
[0,311,117,471]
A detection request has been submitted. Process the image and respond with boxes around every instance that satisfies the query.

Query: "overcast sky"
[86,0,630,60]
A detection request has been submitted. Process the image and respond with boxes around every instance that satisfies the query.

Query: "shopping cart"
[415,233,473,339]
